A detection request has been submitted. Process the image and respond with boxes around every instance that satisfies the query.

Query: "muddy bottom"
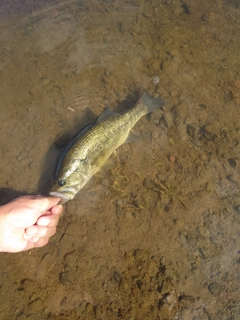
[0,0,239,319]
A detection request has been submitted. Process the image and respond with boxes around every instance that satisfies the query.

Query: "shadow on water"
[0,188,32,206]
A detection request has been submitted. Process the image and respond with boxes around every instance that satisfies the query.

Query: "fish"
[49,91,164,203]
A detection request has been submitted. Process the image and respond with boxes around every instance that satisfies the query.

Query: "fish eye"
[58,180,65,186]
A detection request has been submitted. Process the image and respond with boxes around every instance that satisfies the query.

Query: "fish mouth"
[49,191,71,204]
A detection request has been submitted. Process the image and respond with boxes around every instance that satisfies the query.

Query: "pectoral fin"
[124,130,141,143]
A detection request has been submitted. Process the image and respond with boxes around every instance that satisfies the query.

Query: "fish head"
[49,159,91,204]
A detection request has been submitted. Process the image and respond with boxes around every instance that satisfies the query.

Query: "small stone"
[59,272,69,285]
[164,267,177,282]
[16,149,29,162]
[234,204,240,214]
[28,161,34,169]
[228,158,237,169]
[28,298,43,313]
[64,251,77,266]
[187,124,197,138]
[202,12,215,22]
[208,281,221,294]
[198,226,210,238]
[94,305,102,319]
[198,247,207,259]
[162,111,173,128]
[113,271,122,283]
[165,290,177,305]
[152,76,160,85]
[174,219,185,228]
[173,103,189,120]
[229,79,240,89]
[178,294,195,306]
[160,280,172,294]
[224,91,234,103]
[169,154,175,163]
[118,279,130,292]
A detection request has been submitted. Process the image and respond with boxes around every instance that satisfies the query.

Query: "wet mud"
[0,0,239,319]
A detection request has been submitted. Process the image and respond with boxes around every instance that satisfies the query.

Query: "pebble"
[224,91,234,103]
[234,204,240,214]
[152,76,160,85]
[113,271,122,283]
[176,119,188,140]
[118,278,130,292]
[161,280,172,294]
[64,251,78,266]
[187,124,197,138]
[198,226,210,238]
[202,12,215,22]
[165,290,177,305]
[17,149,29,162]
[162,111,174,128]
[174,218,185,228]
[173,103,189,120]
[169,154,175,163]
[59,271,69,285]
[228,158,237,169]
[208,281,221,295]
[94,305,102,319]
[27,298,43,313]
[198,247,207,259]
[178,294,195,307]
[229,79,240,89]
[164,267,177,282]
[28,161,35,169]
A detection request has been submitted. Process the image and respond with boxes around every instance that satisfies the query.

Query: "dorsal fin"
[98,107,117,121]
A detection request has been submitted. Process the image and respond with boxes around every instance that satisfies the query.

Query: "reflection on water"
[0,0,240,319]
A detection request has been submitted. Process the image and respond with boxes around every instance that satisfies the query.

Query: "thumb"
[20,196,61,213]
[8,196,61,228]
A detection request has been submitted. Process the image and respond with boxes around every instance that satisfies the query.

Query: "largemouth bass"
[49,91,164,203]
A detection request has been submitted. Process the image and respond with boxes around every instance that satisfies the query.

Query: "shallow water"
[0,0,240,319]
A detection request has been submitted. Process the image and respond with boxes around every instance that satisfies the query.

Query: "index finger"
[22,196,61,213]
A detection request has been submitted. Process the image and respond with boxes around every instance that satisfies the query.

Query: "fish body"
[49,91,164,203]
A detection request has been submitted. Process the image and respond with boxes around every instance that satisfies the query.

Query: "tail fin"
[139,91,165,114]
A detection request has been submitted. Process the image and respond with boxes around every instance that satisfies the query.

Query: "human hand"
[0,195,63,253]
